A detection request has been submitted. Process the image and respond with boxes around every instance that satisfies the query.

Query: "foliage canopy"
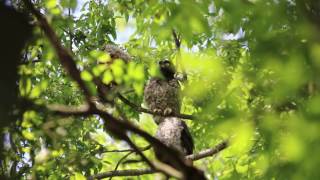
[1,0,320,179]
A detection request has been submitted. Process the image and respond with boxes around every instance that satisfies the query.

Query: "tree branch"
[46,104,90,116]
[42,95,195,178]
[171,29,187,81]
[88,169,156,180]
[102,145,151,153]
[117,93,194,120]
[88,141,228,179]
[109,151,135,180]
[121,135,156,170]
[45,103,185,178]
[95,111,188,179]
[185,140,228,161]
[172,29,181,50]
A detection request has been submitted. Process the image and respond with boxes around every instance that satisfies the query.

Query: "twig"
[109,151,135,180]
[102,145,151,153]
[185,140,228,161]
[172,29,181,50]
[87,169,156,179]
[88,141,228,179]
[171,29,187,81]
[121,135,156,170]
[117,93,194,120]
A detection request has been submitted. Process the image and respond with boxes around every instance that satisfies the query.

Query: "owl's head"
[104,44,131,63]
[159,60,175,80]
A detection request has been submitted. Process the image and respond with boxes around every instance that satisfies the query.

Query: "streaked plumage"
[104,44,131,63]
[155,117,194,156]
[144,77,180,124]
[144,60,180,124]
[98,44,131,100]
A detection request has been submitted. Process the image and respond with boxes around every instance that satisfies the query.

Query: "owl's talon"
[153,109,162,114]
[163,108,173,115]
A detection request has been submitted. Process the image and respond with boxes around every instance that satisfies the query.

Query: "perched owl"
[97,44,131,100]
[103,44,131,63]
[144,60,180,124]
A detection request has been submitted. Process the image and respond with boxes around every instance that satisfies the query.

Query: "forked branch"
[88,141,228,179]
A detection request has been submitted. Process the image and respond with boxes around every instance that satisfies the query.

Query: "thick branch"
[88,141,228,179]
[44,101,193,177]
[45,103,185,178]
[26,102,90,116]
[117,94,194,120]
[46,104,90,116]
[95,111,191,178]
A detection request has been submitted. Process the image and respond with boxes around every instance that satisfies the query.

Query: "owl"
[103,44,131,63]
[144,60,194,165]
[144,60,180,124]
[98,44,131,100]
[155,117,194,156]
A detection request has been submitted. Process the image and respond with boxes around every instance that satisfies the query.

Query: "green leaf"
[102,70,113,84]
[22,130,35,140]
[81,70,93,81]
[45,0,57,9]
[60,0,77,9]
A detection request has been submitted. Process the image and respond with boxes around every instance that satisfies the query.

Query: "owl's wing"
[169,79,181,113]
[180,121,194,155]
[143,78,157,106]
